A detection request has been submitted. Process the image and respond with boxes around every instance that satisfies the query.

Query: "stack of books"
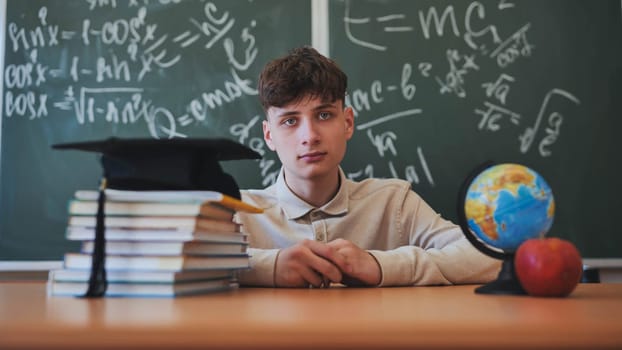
[47,189,261,297]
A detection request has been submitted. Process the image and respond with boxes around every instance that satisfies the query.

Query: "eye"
[318,111,331,120]
[282,118,297,126]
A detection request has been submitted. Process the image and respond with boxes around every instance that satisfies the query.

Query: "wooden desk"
[0,282,621,350]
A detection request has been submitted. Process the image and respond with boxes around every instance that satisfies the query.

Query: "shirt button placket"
[310,211,326,242]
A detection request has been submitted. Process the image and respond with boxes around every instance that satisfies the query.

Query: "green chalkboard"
[1,0,310,260]
[329,0,622,258]
[2,0,621,262]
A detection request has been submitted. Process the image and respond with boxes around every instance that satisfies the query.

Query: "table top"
[1,282,621,350]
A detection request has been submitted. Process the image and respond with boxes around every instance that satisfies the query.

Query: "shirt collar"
[276,167,350,220]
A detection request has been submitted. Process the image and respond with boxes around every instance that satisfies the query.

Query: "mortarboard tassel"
[82,178,108,298]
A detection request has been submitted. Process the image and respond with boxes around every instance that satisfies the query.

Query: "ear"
[344,106,354,141]
[263,119,276,151]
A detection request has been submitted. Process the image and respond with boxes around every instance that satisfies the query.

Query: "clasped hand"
[274,238,381,288]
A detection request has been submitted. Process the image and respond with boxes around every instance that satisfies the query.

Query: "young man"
[236,46,499,288]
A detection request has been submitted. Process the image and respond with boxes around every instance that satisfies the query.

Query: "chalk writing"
[0,0,333,262]
[475,101,521,131]
[435,49,479,98]
[224,20,257,72]
[367,129,397,157]
[519,89,580,157]
[7,8,60,52]
[230,115,279,186]
[346,146,434,187]
[475,73,521,131]
[419,5,460,40]
[190,2,235,49]
[482,73,514,105]
[334,0,586,191]
[4,91,48,119]
[490,23,534,68]
[3,0,268,144]
[356,109,423,131]
[343,0,413,51]
[463,2,501,52]
[2,0,588,194]
[347,62,419,126]
[188,68,257,121]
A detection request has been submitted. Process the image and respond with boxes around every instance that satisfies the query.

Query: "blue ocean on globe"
[464,164,555,252]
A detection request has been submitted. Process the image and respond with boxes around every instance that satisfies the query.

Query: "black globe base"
[475,256,526,295]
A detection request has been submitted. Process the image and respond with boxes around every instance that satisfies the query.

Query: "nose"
[299,118,320,146]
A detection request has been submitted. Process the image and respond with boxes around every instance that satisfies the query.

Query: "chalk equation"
[2,0,301,188]
[4,1,259,138]
[338,0,582,170]
[3,0,588,190]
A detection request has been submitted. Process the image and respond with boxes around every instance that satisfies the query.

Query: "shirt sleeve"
[368,188,501,286]
[236,248,280,287]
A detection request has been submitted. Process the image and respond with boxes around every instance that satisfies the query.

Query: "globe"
[464,163,555,253]
[457,162,556,295]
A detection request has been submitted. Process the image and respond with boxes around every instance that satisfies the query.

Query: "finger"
[317,259,342,283]
[326,238,348,249]
[325,240,355,274]
[275,245,327,287]
[298,246,343,283]
[303,240,350,273]
[298,267,324,288]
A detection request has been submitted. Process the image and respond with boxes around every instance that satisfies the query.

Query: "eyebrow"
[273,103,339,119]
[276,110,299,119]
[277,103,337,118]
[313,103,338,111]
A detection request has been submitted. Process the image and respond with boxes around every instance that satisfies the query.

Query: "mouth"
[298,151,327,162]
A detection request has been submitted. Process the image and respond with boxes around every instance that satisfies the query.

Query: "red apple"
[514,237,583,297]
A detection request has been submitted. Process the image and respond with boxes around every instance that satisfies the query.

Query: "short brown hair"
[258,46,347,111]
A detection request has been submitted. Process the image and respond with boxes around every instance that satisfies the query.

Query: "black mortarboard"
[54,137,261,198]
[53,137,261,297]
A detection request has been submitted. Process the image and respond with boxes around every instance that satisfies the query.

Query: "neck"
[284,169,341,208]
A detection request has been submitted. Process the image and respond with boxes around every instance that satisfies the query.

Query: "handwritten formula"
[3,0,591,190]
[333,0,589,191]
[3,0,298,187]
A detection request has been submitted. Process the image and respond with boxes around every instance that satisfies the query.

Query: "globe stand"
[457,161,527,296]
[474,255,525,295]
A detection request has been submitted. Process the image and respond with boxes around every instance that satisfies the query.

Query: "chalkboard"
[0,0,311,260]
[2,0,621,262]
[329,0,622,258]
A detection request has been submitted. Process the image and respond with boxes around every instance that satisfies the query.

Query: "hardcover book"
[63,253,250,271]
[49,268,235,284]
[68,216,240,233]
[68,199,235,220]
[80,240,248,256]
[65,226,248,243]
[48,278,235,297]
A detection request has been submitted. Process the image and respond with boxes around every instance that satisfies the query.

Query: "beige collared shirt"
[236,167,499,287]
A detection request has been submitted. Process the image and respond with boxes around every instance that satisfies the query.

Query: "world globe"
[456,162,556,295]
[463,163,555,253]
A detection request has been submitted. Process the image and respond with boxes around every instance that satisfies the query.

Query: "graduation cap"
[53,137,261,297]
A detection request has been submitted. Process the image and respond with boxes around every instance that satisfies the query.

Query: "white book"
[80,240,248,256]
[75,189,263,213]
[68,200,234,220]
[49,268,235,283]
[66,226,248,243]
[64,253,250,271]
[67,215,240,232]
[47,279,235,297]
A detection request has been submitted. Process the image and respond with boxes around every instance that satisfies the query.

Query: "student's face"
[263,96,354,183]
